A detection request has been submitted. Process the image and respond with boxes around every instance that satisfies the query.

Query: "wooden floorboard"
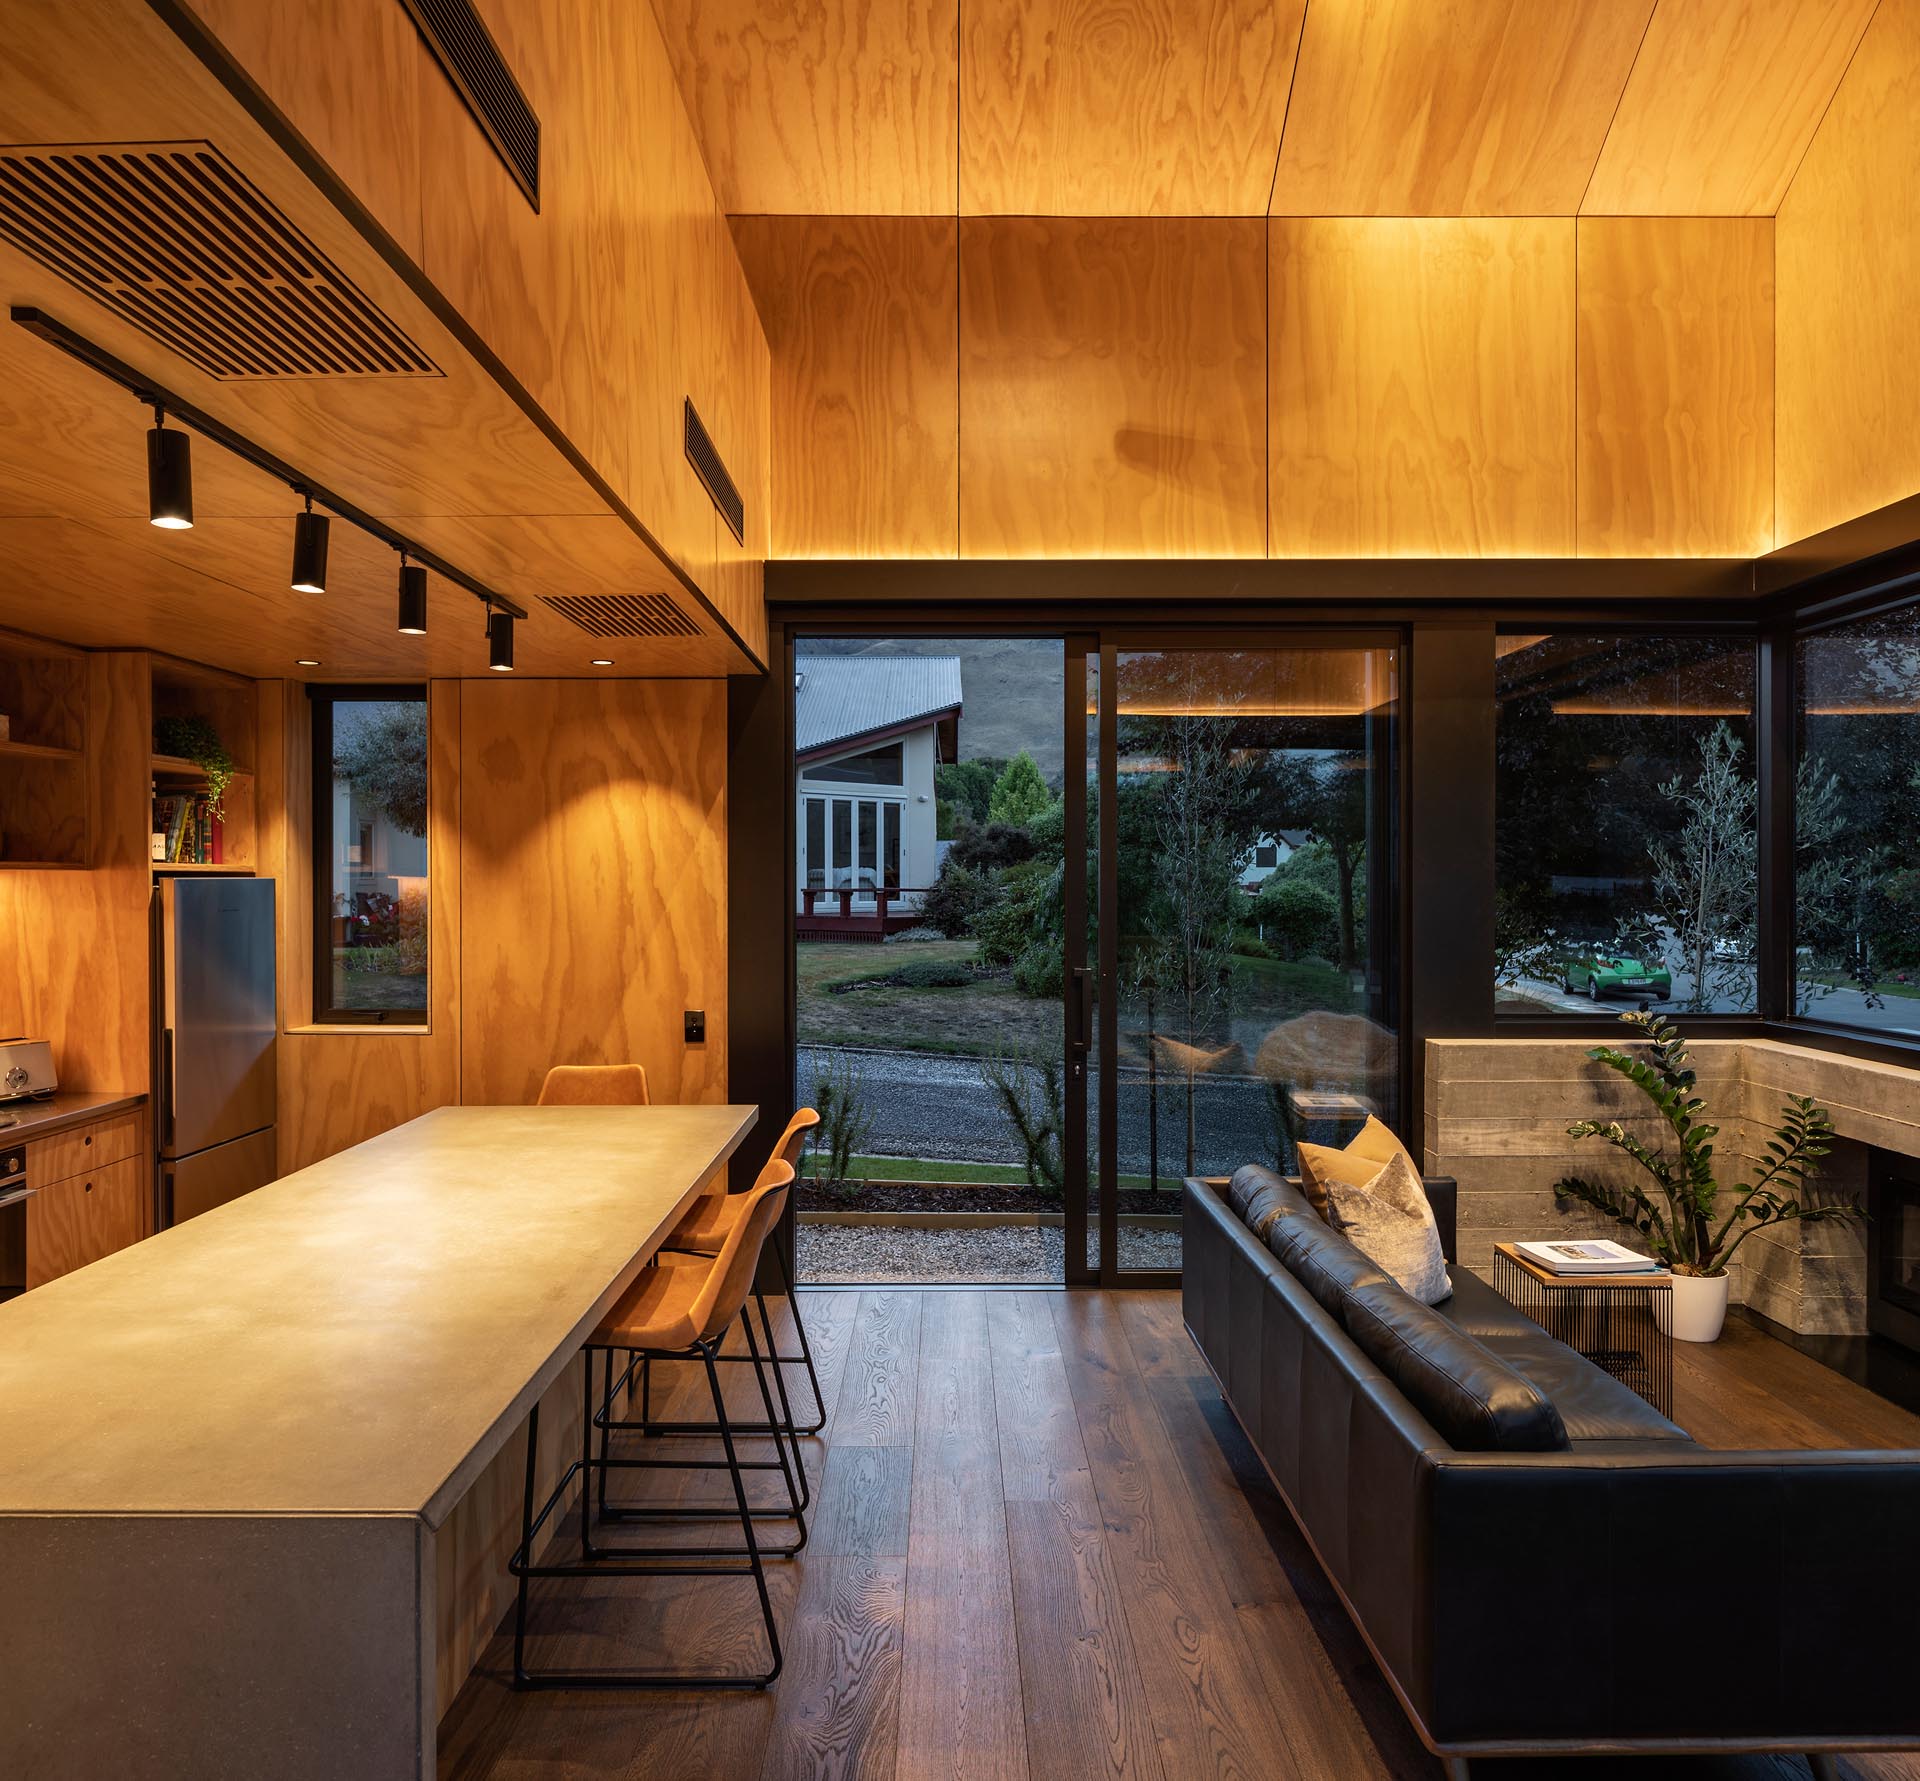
[439,1286,1920,1781]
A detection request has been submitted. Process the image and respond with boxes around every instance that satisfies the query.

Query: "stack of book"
[150,793,224,865]
[1512,1238,1659,1276]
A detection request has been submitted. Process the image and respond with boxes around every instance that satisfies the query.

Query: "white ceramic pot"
[1669,1271,1730,1344]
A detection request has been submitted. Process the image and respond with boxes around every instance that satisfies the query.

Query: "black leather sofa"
[1183,1166,1920,1777]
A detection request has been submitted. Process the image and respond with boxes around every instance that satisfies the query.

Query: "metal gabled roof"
[794,654,963,756]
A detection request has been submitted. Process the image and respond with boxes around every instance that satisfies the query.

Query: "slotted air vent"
[400,0,540,210]
[542,593,701,640]
[684,398,746,545]
[0,143,439,380]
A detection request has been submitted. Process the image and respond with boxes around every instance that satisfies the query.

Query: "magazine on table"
[1514,1238,1660,1276]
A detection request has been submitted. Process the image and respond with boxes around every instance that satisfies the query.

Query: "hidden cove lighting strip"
[12,305,528,629]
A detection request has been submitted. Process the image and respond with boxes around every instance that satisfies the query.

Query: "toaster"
[0,1038,56,1101]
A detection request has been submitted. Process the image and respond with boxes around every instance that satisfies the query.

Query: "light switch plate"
[684,1010,706,1044]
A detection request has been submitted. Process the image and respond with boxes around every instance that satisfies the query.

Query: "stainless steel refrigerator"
[152,876,278,1226]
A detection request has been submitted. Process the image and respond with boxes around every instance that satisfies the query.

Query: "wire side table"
[1491,1244,1673,1417]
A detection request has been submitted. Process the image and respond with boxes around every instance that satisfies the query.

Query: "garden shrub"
[891,957,975,989]
[948,821,1038,872]
[921,861,996,938]
[1254,876,1340,960]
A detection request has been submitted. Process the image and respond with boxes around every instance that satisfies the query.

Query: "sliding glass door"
[1068,639,1402,1283]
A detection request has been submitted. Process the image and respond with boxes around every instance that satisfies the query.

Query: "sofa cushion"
[1477,1329,1690,1445]
[1319,1151,1453,1305]
[1228,1164,1319,1242]
[1432,1266,1551,1342]
[1341,1278,1570,1453]
[1268,1209,1392,1320]
[1297,1115,1417,1218]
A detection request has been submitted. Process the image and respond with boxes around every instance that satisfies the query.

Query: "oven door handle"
[0,1185,38,1212]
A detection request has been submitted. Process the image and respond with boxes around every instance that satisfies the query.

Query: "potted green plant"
[153,715,236,818]
[1554,1009,1859,1342]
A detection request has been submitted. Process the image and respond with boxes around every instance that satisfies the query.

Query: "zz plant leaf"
[1552,1010,1858,1278]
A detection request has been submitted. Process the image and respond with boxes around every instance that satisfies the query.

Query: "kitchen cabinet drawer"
[28,1110,142,1185]
[26,1155,147,1287]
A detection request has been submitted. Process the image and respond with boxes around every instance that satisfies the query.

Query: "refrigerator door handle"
[160,1026,175,1148]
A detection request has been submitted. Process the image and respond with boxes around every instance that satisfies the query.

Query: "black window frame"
[308,682,430,1026]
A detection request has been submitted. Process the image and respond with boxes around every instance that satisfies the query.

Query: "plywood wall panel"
[959,0,1305,215]
[652,0,958,214]
[1581,0,1878,217]
[1777,0,1920,547]
[958,217,1265,558]
[1269,218,1575,558]
[732,216,959,559]
[1575,218,1774,558]
[1270,0,1650,216]
[0,652,151,1093]
[458,681,727,1110]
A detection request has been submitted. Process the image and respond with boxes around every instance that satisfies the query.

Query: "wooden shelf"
[151,753,255,782]
[152,863,255,875]
[0,737,82,762]
[0,860,86,871]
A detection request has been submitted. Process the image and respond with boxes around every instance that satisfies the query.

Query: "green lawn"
[797,939,1059,1056]
[1804,973,1920,1000]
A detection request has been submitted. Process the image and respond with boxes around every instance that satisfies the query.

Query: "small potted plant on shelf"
[153,715,236,818]
[1554,1009,1860,1342]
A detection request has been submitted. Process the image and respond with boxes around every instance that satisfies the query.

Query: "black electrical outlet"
[684,1009,706,1044]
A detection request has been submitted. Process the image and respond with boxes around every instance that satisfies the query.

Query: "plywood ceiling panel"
[1576,218,1774,557]
[1776,0,1920,547]
[959,217,1266,557]
[1268,218,1575,556]
[959,0,1306,215]
[1581,0,1878,216]
[731,215,958,558]
[1268,0,1652,216]
[651,0,958,213]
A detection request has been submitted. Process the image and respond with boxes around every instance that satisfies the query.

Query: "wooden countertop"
[0,1090,145,1142]
[0,1103,755,1525]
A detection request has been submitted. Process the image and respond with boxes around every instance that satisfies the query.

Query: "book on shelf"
[150,792,225,866]
[1513,1238,1660,1276]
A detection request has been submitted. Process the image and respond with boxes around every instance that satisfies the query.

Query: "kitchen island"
[0,1102,757,1781]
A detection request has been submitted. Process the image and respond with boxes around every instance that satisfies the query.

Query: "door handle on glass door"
[1070,968,1094,1056]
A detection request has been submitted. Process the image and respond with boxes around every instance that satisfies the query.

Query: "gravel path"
[797,1219,1182,1284]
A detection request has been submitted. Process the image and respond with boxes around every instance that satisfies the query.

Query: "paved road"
[1511,973,1920,1036]
[797,1043,1301,1180]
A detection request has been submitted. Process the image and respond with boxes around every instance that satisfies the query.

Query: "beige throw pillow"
[1296,1114,1415,1218]
[1317,1150,1452,1306]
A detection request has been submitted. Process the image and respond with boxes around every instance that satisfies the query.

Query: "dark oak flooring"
[439,1292,1920,1781]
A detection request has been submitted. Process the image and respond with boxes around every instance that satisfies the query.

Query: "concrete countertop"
[0,1102,756,1525]
[0,1090,146,1142]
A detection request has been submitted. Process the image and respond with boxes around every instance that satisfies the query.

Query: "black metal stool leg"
[511,1401,540,1686]
[703,1339,782,1685]
[772,1241,827,1434]
[741,1307,808,1546]
[752,1291,811,1511]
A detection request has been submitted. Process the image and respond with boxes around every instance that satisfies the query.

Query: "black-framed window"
[309,685,429,1023]
[1794,596,1920,1033]
[1494,631,1759,1017]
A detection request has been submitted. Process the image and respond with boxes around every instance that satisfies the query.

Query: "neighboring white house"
[1238,829,1313,892]
[795,655,962,917]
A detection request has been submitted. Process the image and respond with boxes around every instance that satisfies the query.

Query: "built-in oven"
[0,1143,28,1302]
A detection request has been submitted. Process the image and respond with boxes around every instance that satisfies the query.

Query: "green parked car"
[1563,949,1671,1001]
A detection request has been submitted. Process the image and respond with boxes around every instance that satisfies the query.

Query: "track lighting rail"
[10,305,529,622]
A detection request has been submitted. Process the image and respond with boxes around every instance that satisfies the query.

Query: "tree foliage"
[334,703,429,837]
[987,751,1051,827]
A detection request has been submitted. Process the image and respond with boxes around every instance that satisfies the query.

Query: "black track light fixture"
[487,606,515,672]
[397,552,428,635]
[290,490,329,595]
[146,404,193,530]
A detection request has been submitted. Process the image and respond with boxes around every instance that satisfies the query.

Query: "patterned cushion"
[1319,1150,1453,1306]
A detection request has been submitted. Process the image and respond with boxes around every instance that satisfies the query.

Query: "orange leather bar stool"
[536,1063,650,1106]
[652,1108,826,1438]
[509,1162,797,1691]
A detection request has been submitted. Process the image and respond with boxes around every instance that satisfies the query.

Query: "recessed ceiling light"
[590,658,614,667]
[294,658,321,667]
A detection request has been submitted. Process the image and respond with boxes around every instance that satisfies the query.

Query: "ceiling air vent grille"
[399,0,540,209]
[0,143,439,380]
[684,398,746,545]
[542,594,701,640]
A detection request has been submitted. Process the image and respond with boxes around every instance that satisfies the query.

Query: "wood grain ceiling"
[659,0,1875,218]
